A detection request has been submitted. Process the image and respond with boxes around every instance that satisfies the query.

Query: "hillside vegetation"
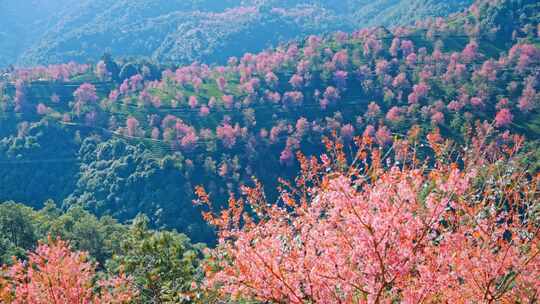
[1,0,472,66]
[0,0,539,244]
[0,0,539,302]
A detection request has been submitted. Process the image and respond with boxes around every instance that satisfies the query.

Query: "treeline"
[0,0,538,245]
[0,200,207,303]
[1,0,472,66]
[1,123,539,302]
[0,0,538,302]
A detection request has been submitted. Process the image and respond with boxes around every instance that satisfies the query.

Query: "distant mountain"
[0,0,472,66]
[0,0,538,244]
[0,0,78,66]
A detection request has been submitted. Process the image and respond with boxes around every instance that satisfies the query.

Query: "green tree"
[0,200,128,266]
[101,53,120,83]
[35,203,127,266]
[107,215,204,304]
[119,62,139,82]
[0,202,38,263]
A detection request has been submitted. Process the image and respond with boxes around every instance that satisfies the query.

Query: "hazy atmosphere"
[0,0,539,303]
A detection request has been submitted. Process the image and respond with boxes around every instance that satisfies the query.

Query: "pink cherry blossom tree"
[217,123,237,148]
[1,238,135,304]
[494,108,513,127]
[197,131,540,303]
[125,116,140,137]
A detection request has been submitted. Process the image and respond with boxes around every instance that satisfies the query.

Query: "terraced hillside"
[0,0,538,243]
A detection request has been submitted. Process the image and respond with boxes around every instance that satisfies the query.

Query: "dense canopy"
[0,0,539,302]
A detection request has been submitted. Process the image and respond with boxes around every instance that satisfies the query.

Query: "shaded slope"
[1,0,472,66]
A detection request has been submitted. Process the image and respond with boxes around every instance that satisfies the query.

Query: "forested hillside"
[0,0,539,302]
[0,0,472,66]
[0,0,538,243]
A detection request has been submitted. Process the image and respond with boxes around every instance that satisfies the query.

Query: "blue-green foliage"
[0,0,472,66]
[65,137,215,243]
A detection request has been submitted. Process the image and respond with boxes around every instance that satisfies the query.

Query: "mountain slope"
[0,0,473,66]
[0,0,538,244]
